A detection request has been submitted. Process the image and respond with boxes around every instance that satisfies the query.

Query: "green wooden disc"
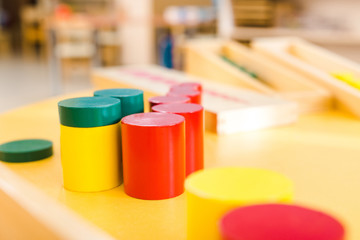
[94,88,144,117]
[58,97,122,128]
[0,139,53,163]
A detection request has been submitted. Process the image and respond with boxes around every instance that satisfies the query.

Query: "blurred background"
[1,0,360,113]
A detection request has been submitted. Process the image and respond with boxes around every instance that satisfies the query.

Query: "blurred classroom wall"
[1,0,360,112]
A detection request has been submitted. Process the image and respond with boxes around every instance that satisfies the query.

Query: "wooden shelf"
[233,27,360,45]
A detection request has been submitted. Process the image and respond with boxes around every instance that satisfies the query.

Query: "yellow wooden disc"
[185,167,294,240]
[185,167,293,204]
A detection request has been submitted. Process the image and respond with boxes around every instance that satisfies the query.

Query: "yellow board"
[332,72,360,90]
[60,123,122,192]
[1,90,360,239]
[186,167,293,240]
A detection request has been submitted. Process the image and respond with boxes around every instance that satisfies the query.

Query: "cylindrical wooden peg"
[152,103,204,176]
[121,112,186,200]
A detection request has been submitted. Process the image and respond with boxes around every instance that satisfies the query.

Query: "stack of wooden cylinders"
[58,83,205,200]
[58,85,345,239]
[58,96,123,192]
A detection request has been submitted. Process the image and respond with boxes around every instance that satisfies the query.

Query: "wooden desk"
[0,90,359,239]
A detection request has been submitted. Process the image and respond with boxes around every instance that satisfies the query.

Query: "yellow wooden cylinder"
[60,123,121,192]
[185,167,293,240]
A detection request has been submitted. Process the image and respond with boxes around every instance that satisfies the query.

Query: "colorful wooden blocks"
[92,65,298,134]
[58,97,122,192]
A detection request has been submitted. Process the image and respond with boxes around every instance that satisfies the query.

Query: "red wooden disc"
[167,86,201,104]
[148,95,190,109]
[173,82,203,92]
[219,204,345,240]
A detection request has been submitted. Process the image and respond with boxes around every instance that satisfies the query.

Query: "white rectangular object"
[92,65,298,134]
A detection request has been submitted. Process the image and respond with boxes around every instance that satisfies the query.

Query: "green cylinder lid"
[94,88,144,117]
[58,97,122,128]
[0,139,53,163]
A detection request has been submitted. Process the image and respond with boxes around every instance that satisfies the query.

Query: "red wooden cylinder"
[152,103,204,176]
[172,82,203,92]
[121,112,186,200]
[167,86,201,104]
[148,95,190,110]
[219,204,345,240]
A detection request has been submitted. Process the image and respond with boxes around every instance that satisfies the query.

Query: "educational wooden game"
[252,37,360,118]
[2,39,360,239]
[0,86,359,239]
[92,65,298,134]
[184,39,333,114]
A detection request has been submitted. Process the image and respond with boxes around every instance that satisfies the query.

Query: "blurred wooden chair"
[21,6,47,57]
[54,19,95,82]
[96,27,121,66]
[0,30,11,56]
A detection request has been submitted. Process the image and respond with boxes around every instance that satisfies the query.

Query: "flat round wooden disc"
[0,139,53,163]
[58,97,122,128]
[220,204,345,240]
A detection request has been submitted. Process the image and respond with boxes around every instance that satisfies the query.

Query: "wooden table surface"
[0,90,359,239]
